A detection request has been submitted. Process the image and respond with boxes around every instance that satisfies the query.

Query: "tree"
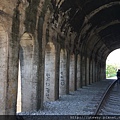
[106,64,117,78]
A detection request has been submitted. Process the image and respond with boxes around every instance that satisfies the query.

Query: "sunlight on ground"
[107,76,117,79]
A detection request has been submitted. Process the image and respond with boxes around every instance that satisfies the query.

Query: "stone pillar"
[20,33,35,112]
[4,26,19,114]
[97,62,101,81]
[86,57,90,85]
[0,24,8,115]
[69,54,75,92]
[99,62,103,80]
[96,62,100,82]
[95,62,97,82]
[44,42,56,101]
[59,49,67,95]
[74,54,77,91]
[90,60,93,84]
[82,56,86,86]
[92,60,95,83]
[102,62,106,80]
[77,55,80,89]
[66,52,70,94]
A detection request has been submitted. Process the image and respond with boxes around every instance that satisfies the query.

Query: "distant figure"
[117,69,120,84]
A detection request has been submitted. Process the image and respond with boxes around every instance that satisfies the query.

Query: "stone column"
[44,42,56,101]
[20,33,35,112]
[59,49,67,95]
[82,56,86,86]
[0,24,8,115]
[90,60,93,84]
[77,55,80,89]
[86,57,90,85]
[92,60,95,83]
[69,54,75,92]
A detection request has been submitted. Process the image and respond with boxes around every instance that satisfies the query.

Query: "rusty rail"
[93,79,118,115]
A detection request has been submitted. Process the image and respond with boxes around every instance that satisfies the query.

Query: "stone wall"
[0,0,107,115]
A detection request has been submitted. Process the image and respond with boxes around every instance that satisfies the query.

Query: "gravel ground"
[17,79,114,119]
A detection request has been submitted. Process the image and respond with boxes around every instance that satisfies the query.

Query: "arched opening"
[0,23,8,115]
[19,33,34,112]
[106,49,120,79]
[59,49,67,95]
[17,60,21,113]
[69,54,75,92]
[44,42,56,101]
[77,55,80,89]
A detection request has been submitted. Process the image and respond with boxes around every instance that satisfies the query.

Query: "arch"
[69,54,75,92]
[82,2,120,27]
[77,55,81,89]
[87,2,120,20]
[59,49,67,95]
[106,49,120,79]
[20,33,34,112]
[44,42,56,101]
[17,61,21,113]
[0,23,8,115]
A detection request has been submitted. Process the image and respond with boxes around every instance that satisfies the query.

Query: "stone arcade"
[0,0,120,115]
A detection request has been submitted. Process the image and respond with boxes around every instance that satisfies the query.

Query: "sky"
[106,49,120,67]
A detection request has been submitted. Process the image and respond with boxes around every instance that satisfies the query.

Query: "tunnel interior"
[58,0,120,60]
[1,0,120,115]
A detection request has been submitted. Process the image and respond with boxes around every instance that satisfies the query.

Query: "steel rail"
[92,79,118,115]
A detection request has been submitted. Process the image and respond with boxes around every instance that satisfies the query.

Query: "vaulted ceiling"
[59,0,120,59]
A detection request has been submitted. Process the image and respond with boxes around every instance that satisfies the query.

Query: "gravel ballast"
[18,79,114,116]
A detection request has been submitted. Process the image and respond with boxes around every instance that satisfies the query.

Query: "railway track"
[16,79,120,120]
[93,79,120,115]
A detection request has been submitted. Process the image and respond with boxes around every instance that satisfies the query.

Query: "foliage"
[106,64,117,78]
